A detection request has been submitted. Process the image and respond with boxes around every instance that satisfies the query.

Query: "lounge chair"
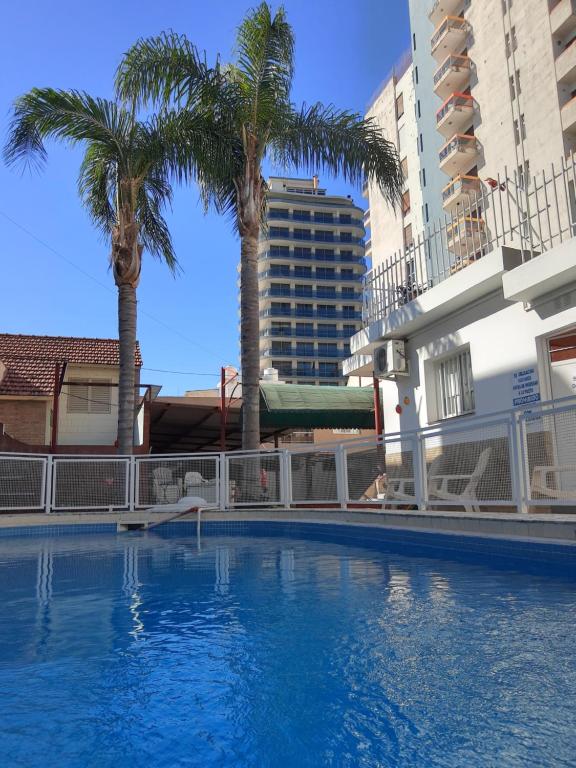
[428,447,492,514]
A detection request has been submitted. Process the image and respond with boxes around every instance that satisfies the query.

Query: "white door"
[547,332,576,493]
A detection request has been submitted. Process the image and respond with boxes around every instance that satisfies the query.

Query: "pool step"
[117,521,150,532]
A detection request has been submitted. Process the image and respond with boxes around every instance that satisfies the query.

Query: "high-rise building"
[257,177,366,385]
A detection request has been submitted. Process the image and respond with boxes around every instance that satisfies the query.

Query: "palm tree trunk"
[239,225,261,451]
[117,282,137,455]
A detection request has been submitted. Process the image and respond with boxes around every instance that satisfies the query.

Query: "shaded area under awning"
[259,383,375,429]
[150,384,375,453]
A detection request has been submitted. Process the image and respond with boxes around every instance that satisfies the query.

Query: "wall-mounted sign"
[512,367,541,407]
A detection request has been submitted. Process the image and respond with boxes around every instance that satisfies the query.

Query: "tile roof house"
[0,334,147,453]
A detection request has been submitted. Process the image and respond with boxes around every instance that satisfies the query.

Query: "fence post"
[219,453,228,510]
[129,456,136,512]
[336,445,349,510]
[281,450,292,509]
[415,433,428,512]
[45,455,53,515]
[511,411,529,514]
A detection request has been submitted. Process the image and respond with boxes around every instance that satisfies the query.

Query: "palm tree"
[117,3,403,450]
[4,88,220,453]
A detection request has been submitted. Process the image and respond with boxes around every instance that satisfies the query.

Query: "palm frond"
[235,2,294,131]
[271,103,403,206]
[137,175,177,271]
[116,31,213,108]
[4,88,131,170]
[78,143,117,235]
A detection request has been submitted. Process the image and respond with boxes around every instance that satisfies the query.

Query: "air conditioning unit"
[373,340,409,378]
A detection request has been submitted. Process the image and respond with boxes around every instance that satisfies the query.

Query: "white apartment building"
[346,0,576,438]
[257,177,366,385]
[364,54,425,269]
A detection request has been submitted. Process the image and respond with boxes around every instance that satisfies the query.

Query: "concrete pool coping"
[1,507,575,547]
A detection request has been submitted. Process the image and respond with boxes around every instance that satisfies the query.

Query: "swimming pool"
[0,523,575,767]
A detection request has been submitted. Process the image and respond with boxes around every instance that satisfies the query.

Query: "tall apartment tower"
[364,54,425,270]
[409,0,576,227]
[258,177,366,385]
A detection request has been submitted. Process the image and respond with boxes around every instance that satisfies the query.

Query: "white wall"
[380,291,576,434]
[58,365,119,445]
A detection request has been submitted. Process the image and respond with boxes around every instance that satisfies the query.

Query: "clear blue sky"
[0,0,409,394]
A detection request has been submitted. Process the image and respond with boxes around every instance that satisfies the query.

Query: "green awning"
[259,383,375,429]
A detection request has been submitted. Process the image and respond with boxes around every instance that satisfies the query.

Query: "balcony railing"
[433,55,472,98]
[261,309,363,320]
[261,328,354,339]
[362,153,576,326]
[267,211,364,227]
[258,270,364,282]
[442,174,481,211]
[429,0,463,27]
[261,231,365,245]
[260,288,362,300]
[439,133,480,175]
[259,250,366,265]
[431,16,470,60]
[436,93,476,136]
[263,347,350,359]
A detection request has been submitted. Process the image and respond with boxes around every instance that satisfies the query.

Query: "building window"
[296,322,313,336]
[293,228,312,240]
[342,305,357,318]
[422,167,427,187]
[317,324,337,337]
[435,348,475,419]
[293,209,311,221]
[316,267,335,280]
[268,208,285,219]
[401,190,411,216]
[270,226,289,238]
[514,118,520,145]
[509,74,516,101]
[417,100,421,118]
[506,26,518,58]
[317,304,337,318]
[294,284,312,297]
[315,230,334,242]
[400,156,408,180]
[517,160,530,189]
[414,66,419,85]
[270,245,290,257]
[293,246,312,258]
[314,211,334,223]
[318,343,338,357]
[315,248,335,261]
[396,92,405,120]
[403,223,413,249]
[425,203,429,223]
[339,213,352,224]
[342,324,357,336]
[339,231,353,243]
[341,286,356,298]
[398,124,405,153]
[520,113,526,140]
[413,32,416,51]
[66,380,112,414]
[515,69,521,95]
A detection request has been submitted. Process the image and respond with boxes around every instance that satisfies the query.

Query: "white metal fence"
[2,396,576,514]
[364,154,576,325]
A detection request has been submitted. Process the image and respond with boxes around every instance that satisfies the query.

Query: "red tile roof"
[0,334,142,397]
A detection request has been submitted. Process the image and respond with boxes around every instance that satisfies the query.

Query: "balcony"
[262,230,365,245]
[439,134,480,176]
[267,210,364,228]
[260,309,362,320]
[258,269,364,283]
[260,288,362,301]
[431,16,470,62]
[446,217,487,257]
[442,175,481,213]
[550,0,576,37]
[261,328,354,339]
[436,93,476,138]
[433,54,472,99]
[429,0,463,27]
[561,95,576,136]
[262,347,349,360]
[259,250,366,265]
[556,38,576,84]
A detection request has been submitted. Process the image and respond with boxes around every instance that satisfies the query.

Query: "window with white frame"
[66,379,112,414]
[435,349,475,419]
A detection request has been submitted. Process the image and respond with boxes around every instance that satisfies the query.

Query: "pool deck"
[0,507,575,546]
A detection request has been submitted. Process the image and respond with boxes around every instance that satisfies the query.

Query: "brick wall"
[0,400,47,444]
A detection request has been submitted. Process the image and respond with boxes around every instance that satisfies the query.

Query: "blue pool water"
[0,525,575,767]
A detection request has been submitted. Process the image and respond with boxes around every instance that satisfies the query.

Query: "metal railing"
[363,154,576,325]
[260,288,362,301]
[433,53,471,86]
[259,270,364,283]
[262,231,365,245]
[267,212,363,227]
[3,395,576,514]
[260,309,363,320]
[260,250,366,265]
[431,16,470,52]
